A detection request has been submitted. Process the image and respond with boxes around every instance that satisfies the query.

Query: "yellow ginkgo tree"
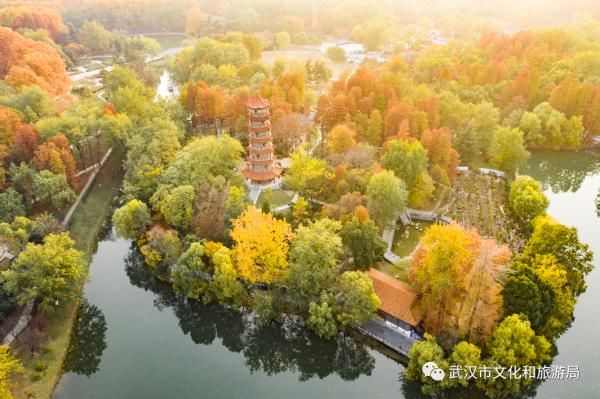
[230,206,292,285]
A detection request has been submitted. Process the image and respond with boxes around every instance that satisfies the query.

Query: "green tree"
[123,35,160,62]
[340,216,386,269]
[381,139,428,190]
[509,176,549,223]
[123,118,182,201]
[522,216,593,296]
[408,171,435,208]
[170,242,209,299]
[365,109,383,146]
[160,135,244,188]
[447,341,482,388]
[334,271,380,328]
[9,162,36,207]
[481,314,552,398]
[519,111,543,147]
[78,20,113,54]
[326,46,346,63]
[291,196,310,228]
[405,333,449,396]
[286,218,343,309]
[0,188,25,222]
[0,86,56,123]
[156,185,195,231]
[308,293,338,339]
[490,127,529,177]
[1,233,84,311]
[284,153,332,200]
[33,170,76,210]
[274,31,291,49]
[534,255,576,339]
[254,289,285,327]
[501,263,554,329]
[366,170,408,229]
[112,199,151,240]
[206,247,247,307]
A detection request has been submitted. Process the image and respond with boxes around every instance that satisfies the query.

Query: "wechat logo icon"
[422,361,445,381]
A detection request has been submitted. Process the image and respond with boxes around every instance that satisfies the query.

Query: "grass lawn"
[9,302,80,399]
[9,151,124,399]
[374,259,411,284]
[257,189,292,209]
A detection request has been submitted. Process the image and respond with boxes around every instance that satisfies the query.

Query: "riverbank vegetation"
[0,6,163,397]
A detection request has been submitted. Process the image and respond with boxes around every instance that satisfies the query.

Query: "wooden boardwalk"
[358,318,415,356]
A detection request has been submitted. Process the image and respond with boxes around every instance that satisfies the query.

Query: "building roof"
[367,268,421,327]
[242,167,282,182]
[246,96,270,109]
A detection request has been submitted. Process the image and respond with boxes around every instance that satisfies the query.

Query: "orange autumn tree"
[13,124,40,162]
[0,106,22,145]
[230,206,292,285]
[183,80,228,129]
[409,223,510,345]
[0,6,69,41]
[33,135,78,188]
[0,27,69,96]
[420,127,460,186]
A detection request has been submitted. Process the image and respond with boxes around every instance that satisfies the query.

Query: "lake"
[54,150,600,398]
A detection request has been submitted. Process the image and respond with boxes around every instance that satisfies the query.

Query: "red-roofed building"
[367,268,422,331]
[242,96,282,187]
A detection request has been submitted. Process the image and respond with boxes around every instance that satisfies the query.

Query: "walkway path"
[62,148,112,227]
[1,301,35,345]
[248,186,262,205]
[358,318,415,356]
[381,208,454,264]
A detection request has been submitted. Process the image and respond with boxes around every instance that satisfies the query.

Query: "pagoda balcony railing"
[248,124,270,133]
[249,135,271,143]
[249,121,270,128]
[250,165,273,173]
[249,146,273,155]
[247,112,270,121]
[249,158,274,166]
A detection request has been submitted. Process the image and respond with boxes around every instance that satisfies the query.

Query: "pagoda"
[242,96,282,187]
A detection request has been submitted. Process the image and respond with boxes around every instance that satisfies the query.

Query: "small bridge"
[593,136,600,146]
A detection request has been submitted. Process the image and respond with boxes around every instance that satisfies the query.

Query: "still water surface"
[54,151,600,398]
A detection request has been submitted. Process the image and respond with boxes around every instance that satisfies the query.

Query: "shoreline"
[10,152,124,399]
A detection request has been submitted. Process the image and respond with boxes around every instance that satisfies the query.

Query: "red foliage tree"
[13,124,40,162]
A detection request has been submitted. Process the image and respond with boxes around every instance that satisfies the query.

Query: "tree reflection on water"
[63,299,108,376]
[520,150,600,193]
[123,247,376,382]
